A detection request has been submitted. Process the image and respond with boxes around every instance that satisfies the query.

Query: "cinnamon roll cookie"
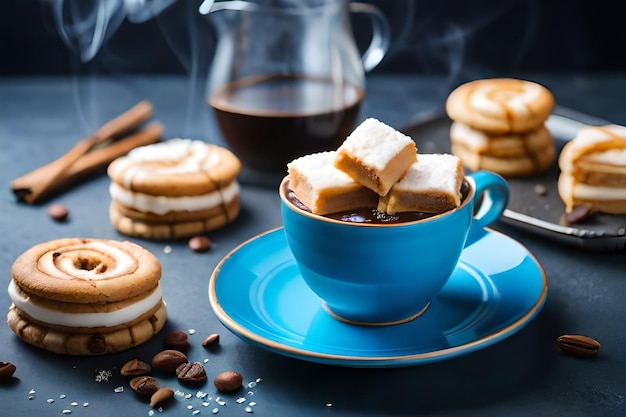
[558,125,626,214]
[7,238,166,355]
[446,78,555,177]
[446,78,554,134]
[107,138,241,240]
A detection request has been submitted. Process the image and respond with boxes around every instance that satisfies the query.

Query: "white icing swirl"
[569,125,626,165]
[109,139,223,189]
[39,240,137,281]
[8,280,163,328]
[470,82,542,116]
[110,181,240,215]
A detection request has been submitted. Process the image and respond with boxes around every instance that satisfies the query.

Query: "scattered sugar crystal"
[245,406,254,413]
[60,394,66,399]
[188,329,196,335]
[174,390,185,400]
[203,358,209,364]
[255,378,263,383]
[247,391,254,396]
[249,402,256,407]
[114,386,124,393]
[187,405,194,410]
[47,399,55,404]
[62,410,72,415]
[192,411,200,415]
[83,403,89,407]
[212,408,219,414]
[196,391,208,399]
[95,370,112,382]
[534,184,547,196]
[29,389,36,395]
[185,393,193,399]
[148,411,155,417]
[163,245,172,254]
[247,381,257,389]
[236,397,246,404]
[326,403,333,407]
[216,398,226,406]
[202,402,210,407]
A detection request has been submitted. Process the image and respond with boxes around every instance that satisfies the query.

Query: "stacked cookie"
[446,78,556,177]
[108,138,241,240]
[287,118,464,216]
[558,124,626,214]
[7,238,167,355]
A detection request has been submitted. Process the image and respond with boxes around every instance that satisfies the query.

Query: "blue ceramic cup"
[279,170,510,326]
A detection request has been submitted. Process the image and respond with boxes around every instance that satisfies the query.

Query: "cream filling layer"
[573,183,626,200]
[8,280,163,328]
[562,174,626,200]
[110,181,240,215]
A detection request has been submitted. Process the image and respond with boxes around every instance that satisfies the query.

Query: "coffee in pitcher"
[209,74,363,173]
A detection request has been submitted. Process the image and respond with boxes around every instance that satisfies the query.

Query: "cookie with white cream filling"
[7,238,166,355]
[107,138,241,239]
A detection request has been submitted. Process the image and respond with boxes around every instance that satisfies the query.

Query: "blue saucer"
[209,228,547,368]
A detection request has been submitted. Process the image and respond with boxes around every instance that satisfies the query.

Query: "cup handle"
[349,2,391,72]
[464,171,510,247]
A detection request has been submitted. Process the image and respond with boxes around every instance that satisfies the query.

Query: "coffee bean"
[163,330,189,352]
[557,334,600,357]
[188,236,212,253]
[150,387,174,408]
[176,362,207,383]
[152,349,188,372]
[130,376,160,396]
[120,359,152,376]
[47,203,69,221]
[562,205,594,225]
[214,370,243,393]
[0,361,16,380]
[202,333,220,348]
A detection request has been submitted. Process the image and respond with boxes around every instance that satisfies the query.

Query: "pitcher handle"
[464,171,510,247]
[349,2,390,72]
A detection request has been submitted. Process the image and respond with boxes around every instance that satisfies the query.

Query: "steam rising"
[43,1,540,138]
[45,0,208,138]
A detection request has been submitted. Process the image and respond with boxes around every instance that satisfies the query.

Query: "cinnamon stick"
[11,101,154,204]
[32,123,163,202]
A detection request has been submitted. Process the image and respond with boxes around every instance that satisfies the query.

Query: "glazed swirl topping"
[112,138,222,188]
[567,125,626,166]
[38,240,137,281]
[470,80,543,117]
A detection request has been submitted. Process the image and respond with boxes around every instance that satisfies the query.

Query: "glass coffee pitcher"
[201,0,390,180]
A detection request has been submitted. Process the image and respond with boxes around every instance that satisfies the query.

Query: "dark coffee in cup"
[286,180,471,225]
[209,75,363,173]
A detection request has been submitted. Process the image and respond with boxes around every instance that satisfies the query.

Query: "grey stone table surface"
[0,73,625,417]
